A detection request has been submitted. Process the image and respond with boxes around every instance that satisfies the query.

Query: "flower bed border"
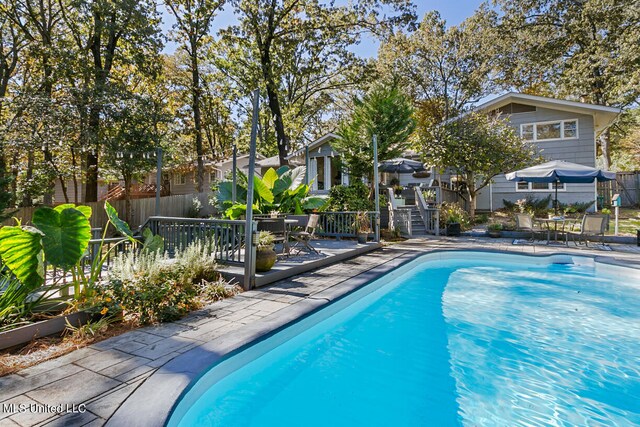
[0,311,93,351]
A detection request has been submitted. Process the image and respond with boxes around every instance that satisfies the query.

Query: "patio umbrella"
[505,160,615,214]
[378,158,426,174]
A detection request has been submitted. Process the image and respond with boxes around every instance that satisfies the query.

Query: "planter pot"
[446,222,461,237]
[357,232,369,244]
[0,311,93,351]
[255,246,277,272]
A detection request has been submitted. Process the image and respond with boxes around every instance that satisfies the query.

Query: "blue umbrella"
[506,160,615,214]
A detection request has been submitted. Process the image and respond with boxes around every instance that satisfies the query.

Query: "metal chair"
[569,214,607,247]
[515,213,547,242]
[290,214,320,254]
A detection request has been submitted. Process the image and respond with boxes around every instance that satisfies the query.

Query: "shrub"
[326,182,373,211]
[559,201,594,216]
[503,195,551,217]
[439,202,470,229]
[104,240,223,325]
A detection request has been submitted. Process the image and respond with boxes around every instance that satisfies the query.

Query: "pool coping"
[106,246,640,427]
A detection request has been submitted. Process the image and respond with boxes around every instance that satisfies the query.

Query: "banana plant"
[214,166,327,219]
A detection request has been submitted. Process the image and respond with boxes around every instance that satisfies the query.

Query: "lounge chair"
[568,214,607,247]
[515,213,547,243]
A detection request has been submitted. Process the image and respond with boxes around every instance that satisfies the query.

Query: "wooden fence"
[1,192,214,230]
[597,172,640,207]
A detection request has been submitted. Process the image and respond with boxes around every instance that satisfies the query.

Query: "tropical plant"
[214,165,327,219]
[0,202,162,329]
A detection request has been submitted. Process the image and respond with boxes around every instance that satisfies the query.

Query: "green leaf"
[224,203,261,220]
[141,228,164,254]
[275,166,289,176]
[32,207,92,271]
[302,196,328,210]
[253,176,274,204]
[288,166,306,190]
[105,201,134,241]
[0,226,44,290]
[54,204,92,219]
[262,168,278,189]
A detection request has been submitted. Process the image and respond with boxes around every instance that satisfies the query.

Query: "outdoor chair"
[568,214,607,247]
[256,218,288,254]
[515,213,547,242]
[290,214,320,255]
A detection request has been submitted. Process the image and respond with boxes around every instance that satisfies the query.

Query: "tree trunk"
[58,176,69,203]
[191,46,205,193]
[467,188,477,221]
[599,128,612,170]
[259,45,289,166]
[22,150,34,207]
[84,106,100,202]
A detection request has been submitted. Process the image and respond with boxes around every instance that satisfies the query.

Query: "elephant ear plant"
[214,166,327,219]
[0,202,159,329]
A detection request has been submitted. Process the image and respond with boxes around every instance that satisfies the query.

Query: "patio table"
[282,219,299,256]
[535,217,579,246]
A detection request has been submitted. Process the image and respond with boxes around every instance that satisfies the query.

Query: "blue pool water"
[169,252,640,426]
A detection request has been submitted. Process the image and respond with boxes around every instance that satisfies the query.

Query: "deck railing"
[142,216,250,264]
[315,211,379,240]
[415,187,440,236]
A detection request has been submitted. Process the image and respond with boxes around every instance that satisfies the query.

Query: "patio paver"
[1,239,638,426]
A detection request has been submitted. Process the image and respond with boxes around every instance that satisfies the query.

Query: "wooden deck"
[216,239,383,287]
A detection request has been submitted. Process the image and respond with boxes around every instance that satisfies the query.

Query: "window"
[520,119,578,141]
[174,173,186,186]
[316,157,325,190]
[516,182,566,192]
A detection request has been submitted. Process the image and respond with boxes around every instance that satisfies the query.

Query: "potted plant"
[353,212,372,244]
[446,212,462,237]
[255,231,277,272]
[487,222,503,238]
[393,185,404,198]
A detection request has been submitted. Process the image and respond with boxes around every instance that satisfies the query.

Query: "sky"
[160,0,485,56]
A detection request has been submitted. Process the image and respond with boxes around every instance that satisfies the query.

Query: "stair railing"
[415,187,440,236]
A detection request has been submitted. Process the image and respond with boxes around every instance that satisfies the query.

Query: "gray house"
[472,93,620,211]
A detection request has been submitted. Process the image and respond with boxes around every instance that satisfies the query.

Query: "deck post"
[244,89,260,291]
[373,135,380,242]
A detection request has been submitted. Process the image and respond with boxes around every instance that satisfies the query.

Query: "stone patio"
[1,237,639,426]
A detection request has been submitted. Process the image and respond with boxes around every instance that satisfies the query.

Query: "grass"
[606,208,640,236]
[477,208,640,237]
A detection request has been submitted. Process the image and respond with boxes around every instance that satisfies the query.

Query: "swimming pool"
[168,252,640,426]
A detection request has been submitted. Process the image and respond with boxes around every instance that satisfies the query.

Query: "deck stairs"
[409,206,429,236]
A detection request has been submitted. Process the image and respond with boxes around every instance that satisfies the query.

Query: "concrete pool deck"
[1,238,639,426]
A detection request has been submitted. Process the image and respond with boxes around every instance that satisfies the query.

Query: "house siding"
[477,107,597,211]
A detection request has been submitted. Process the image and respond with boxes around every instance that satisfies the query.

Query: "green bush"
[105,240,222,325]
[326,182,373,211]
[559,201,594,216]
[503,195,551,217]
[439,202,470,229]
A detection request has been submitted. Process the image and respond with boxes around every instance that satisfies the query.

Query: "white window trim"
[515,182,567,192]
[520,119,579,142]
[174,173,186,186]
